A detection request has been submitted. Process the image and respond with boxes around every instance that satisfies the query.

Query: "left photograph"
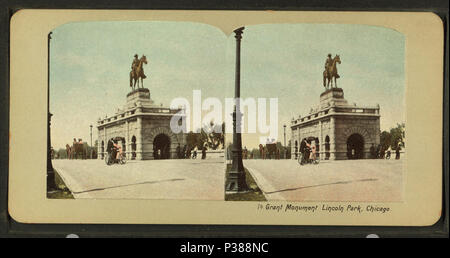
[47,21,228,200]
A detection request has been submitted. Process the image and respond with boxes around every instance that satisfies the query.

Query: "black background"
[0,0,448,240]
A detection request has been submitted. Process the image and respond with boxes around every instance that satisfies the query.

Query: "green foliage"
[380,123,406,150]
[224,164,266,201]
[380,131,391,150]
[186,131,201,149]
[390,123,405,150]
[251,148,260,159]
[56,148,67,159]
[53,143,97,159]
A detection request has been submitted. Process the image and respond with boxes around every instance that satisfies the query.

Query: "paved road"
[244,159,404,202]
[53,159,225,200]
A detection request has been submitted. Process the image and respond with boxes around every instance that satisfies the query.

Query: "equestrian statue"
[130,54,148,91]
[323,54,341,90]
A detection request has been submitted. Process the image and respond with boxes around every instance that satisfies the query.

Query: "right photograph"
[225,23,405,202]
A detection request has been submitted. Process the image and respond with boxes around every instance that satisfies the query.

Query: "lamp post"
[90,124,93,159]
[225,27,249,193]
[47,32,57,191]
[283,124,287,159]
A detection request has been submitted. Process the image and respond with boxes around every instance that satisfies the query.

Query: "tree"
[57,148,67,159]
[251,148,260,159]
[186,131,200,149]
[380,131,391,151]
[380,123,406,151]
[390,123,405,150]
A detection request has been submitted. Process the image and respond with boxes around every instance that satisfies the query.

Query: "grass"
[47,169,75,199]
[225,164,267,201]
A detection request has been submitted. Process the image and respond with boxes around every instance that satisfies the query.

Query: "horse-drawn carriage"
[259,143,281,159]
[105,137,126,165]
[66,141,87,159]
[298,137,319,165]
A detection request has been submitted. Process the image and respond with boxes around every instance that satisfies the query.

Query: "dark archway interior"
[325,135,330,160]
[294,140,298,158]
[131,136,136,160]
[347,133,364,159]
[153,134,171,159]
[299,138,307,153]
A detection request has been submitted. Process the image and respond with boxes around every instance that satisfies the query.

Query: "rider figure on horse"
[325,54,333,72]
[323,53,341,89]
[131,54,147,79]
[130,54,148,90]
[131,54,139,74]
[325,53,340,79]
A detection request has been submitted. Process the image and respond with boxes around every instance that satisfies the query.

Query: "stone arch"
[342,126,373,159]
[153,133,171,159]
[147,126,180,159]
[346,133,365,159]
[147,126,179,145]
[343,127,371,143]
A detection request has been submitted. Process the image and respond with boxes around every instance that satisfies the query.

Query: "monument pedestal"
[320,87,348,108]
[126,88,154,109]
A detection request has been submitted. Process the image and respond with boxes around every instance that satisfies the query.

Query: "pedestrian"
[202,146,206,160]
[302,139,311,164]
[182,145,187,159]
[176,144,181,159]
[186,147,191,159]
[310,143,316,161]
[395,145,401,160]
[370,144,376,159]
[386,146,391,159]
[192,146,198,159]
[381,148,385,159]
[376,144,381,159]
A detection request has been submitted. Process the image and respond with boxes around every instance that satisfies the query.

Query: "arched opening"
[101,141,104,159]
[325,135,330,160]
[315,137,320,157]
[294,140,298,159]
[131,136,136,160]
[299,138,307,154]
[153,134,171,159]
[347,133,364,159]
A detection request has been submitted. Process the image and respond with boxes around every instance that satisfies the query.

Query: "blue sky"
[50,21,405,150]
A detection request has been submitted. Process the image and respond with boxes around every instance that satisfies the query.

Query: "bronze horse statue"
[323,55,341,89]
[130,55,148,90]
